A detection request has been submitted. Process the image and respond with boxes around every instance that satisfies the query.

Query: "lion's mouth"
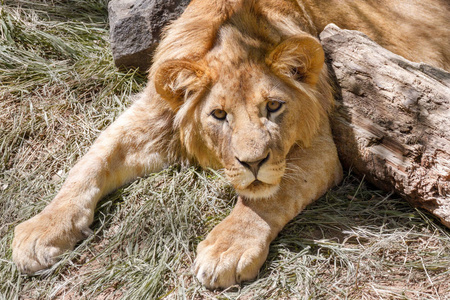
[249,179,264,188]
[236,179,280,199]
[225,163,285,199]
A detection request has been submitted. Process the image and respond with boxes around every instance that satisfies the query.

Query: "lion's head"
[154,24,332,199]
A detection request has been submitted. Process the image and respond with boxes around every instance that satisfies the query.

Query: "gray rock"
[108,0,190,71]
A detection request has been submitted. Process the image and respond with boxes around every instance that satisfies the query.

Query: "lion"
[12,0,449,289]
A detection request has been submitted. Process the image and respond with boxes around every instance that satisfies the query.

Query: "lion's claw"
[12,211,87,274]
[193,218,270,289]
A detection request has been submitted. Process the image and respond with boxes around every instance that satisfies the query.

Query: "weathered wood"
[320,24,450,227]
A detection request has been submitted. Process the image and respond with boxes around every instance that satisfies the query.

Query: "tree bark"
[320,24,450,228]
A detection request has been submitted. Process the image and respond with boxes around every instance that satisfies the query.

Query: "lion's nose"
[236,153,270,178]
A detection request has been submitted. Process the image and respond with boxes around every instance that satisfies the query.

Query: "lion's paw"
[12,212,90,274]
[194,225,270,289]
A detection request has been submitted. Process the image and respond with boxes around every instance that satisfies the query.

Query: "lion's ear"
[154,59,209,109]
[266,35,324,85]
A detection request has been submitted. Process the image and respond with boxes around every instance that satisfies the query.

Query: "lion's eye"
[266,100,284,113]
[211,109,227,120]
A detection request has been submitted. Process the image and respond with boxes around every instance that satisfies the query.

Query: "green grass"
[1,1,449,299]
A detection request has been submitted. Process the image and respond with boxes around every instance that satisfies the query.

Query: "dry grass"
[1,1,449,299]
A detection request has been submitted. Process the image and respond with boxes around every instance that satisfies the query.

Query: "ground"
[0,1,449,299]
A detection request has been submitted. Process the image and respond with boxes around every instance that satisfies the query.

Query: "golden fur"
[12,0,449,289]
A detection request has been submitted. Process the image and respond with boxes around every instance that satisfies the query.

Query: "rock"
[108,0,190,71]
[321,24,450,228]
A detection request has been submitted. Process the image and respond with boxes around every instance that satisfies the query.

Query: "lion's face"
[197,63,303,198]
[154,34,329,199]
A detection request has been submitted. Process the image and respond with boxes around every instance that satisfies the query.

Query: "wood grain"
[321,24,450,227]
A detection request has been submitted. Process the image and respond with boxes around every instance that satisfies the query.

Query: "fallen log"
[320,24,450,228]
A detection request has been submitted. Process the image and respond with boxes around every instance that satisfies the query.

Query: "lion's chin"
[235,180,280,200]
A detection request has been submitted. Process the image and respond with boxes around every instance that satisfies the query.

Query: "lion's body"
[154,0,450,72]
[12,0,450,289]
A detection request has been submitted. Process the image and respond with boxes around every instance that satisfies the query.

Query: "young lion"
[12,0,450,289]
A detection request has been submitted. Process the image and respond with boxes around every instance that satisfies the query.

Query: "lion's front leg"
[12,96,174,274]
